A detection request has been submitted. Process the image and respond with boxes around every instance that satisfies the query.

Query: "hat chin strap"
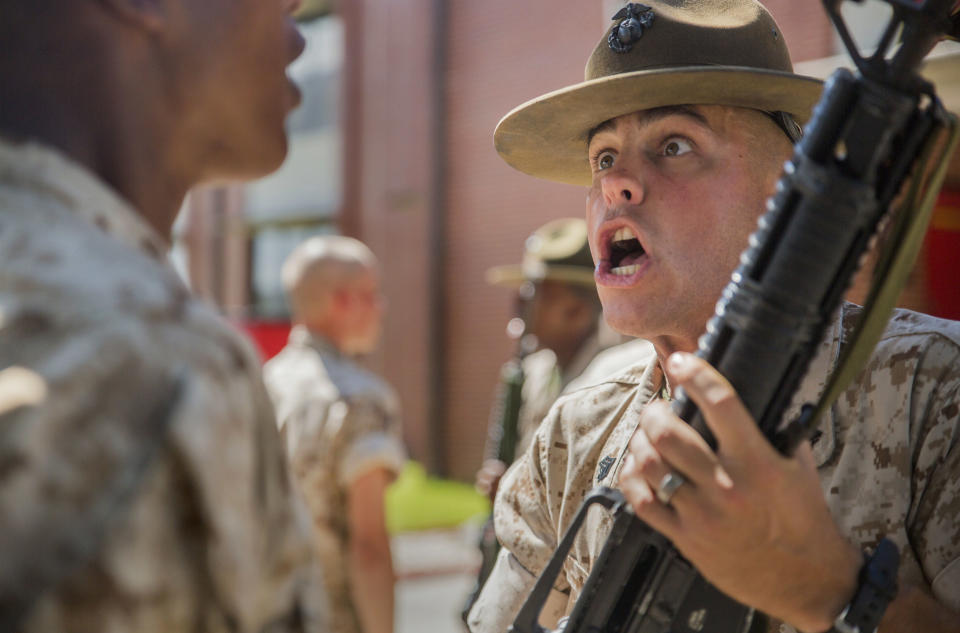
[764,110,804,143]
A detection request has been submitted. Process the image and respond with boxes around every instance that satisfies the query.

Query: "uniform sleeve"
[0,322,328,633]
[907,338,960,611]
[467,409,571,632]
[333,398,406,487]
[466,548,568,633]
[0,348,184,627]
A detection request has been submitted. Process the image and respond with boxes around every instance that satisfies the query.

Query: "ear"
[96,0,166,33]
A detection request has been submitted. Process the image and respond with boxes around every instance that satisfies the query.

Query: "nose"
[599,167,644,208]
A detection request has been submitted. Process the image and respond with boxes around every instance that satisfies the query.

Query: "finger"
[626,426,710,520]
[627,424,683,499]
[639,399,723,490]
[619,454,682,536]
[665,352,766,456]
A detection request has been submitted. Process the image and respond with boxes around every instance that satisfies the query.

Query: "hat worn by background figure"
[486,218,596,288]
[494,0,824,186]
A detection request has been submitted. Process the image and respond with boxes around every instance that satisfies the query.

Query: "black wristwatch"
[831,538,900,633]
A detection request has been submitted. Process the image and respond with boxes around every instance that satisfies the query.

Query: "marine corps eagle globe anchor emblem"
[607,3,655,53]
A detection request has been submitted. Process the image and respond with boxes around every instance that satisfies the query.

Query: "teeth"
[611,264,640,276]
[612,227,637,243]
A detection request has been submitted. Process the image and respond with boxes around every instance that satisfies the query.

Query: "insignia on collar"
[596,456,617,482]
[608,3,655,54]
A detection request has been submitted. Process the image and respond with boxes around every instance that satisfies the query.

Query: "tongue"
[617,251,646,268]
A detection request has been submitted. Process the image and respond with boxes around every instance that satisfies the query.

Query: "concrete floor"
[393,525,482,633]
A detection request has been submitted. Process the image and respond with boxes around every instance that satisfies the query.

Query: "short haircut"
[282,235,378,318]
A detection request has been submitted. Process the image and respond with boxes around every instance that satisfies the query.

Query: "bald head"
[283,235,379,322]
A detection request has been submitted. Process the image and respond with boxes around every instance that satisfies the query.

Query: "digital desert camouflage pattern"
[512,331,648,459]
[468,303,960,633]
[264,328,406,633]
[0,140,327,633]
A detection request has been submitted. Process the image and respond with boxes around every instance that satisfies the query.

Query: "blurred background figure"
[464,219,651,618]
[265,236,406,633]
[0,1,326,632]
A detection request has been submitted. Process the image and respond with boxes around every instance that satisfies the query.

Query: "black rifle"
[463,281,539,625]
[511,2,959,632]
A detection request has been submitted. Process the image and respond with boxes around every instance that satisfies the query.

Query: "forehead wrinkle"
[587,105,713,147]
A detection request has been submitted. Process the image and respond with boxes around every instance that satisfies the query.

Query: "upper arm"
[907,339,960,611]
[494,405,569,591]
[335,399,405,489]
[346,466,394,548]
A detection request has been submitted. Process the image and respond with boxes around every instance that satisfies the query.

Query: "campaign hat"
[494,0,823,186]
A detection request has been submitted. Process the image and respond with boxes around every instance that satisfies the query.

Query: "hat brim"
[486,265,597,288]
[494,66,824,186]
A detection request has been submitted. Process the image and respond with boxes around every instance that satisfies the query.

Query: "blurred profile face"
[339,269,384,355]
[528,280,593,353]
[584,105,790,349]
[167,0,306,180]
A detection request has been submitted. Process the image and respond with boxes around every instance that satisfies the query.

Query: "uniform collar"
[0,138,169,261]
[289,325,344,359]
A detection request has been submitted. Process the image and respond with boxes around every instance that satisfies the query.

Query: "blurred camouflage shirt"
[264,328,406,633]
[0,140,326,633]
[468,303,960,633]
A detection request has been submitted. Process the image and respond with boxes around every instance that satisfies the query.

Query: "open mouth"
[608,227,646,276]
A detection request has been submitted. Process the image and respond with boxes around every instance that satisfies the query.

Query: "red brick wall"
[441,0,604,479]
[341,0,440,469]
[763,0,835,63]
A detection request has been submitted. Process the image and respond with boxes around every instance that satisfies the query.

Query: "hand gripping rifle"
[463,281,540,625]
[510,2,960,632]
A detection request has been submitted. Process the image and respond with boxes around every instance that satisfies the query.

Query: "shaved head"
[282,235,379,321]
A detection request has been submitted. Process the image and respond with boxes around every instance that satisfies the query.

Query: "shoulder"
[845,304,960,355]
[846,305,960,391]
[523,348,558,376]
[1,194,185,321]
[879,306,960,346]
[264,343,340,404]
[326,355,398,408]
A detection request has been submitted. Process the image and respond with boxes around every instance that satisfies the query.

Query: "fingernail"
[667,352,688,373]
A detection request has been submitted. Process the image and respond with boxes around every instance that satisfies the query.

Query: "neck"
[650,333,698,391]
[301,320,349,354]
[0,36,190,240]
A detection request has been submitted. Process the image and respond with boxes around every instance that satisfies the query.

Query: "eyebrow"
[586,105,711,146]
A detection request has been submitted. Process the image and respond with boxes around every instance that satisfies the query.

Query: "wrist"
[800,542,863,633]
[820,539,900,633]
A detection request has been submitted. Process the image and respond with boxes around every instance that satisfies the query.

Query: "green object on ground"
[385,461,490,533]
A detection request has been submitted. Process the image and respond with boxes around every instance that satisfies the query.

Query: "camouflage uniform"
[468,303,960,633]
[264,327,406,633]
[513,333,651,459]
[0,140,326,632]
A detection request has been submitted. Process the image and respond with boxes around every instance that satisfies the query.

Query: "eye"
[593,150,616,171]
[662,137,692,157]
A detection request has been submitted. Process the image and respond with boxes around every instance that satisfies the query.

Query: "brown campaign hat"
[494,0,824,186]
[486,218,596,288]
